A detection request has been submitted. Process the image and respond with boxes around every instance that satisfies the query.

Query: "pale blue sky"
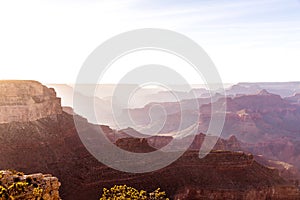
[0,0,299,84]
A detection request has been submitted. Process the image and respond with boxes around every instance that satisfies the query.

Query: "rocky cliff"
[0,80,62,123]
[111,143,300,200]
[0,111,107,200]
[199,90,300,142]
[0,170,60,200]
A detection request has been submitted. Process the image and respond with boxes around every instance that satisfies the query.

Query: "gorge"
[1,80,300,199]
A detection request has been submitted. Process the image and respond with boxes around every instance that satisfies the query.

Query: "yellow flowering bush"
[0,170,43,200]
[100,185,169,200]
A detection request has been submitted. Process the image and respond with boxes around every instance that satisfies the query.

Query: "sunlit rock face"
[0,80,62,123]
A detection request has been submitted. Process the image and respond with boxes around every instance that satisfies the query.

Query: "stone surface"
[0,170,61,200]
[0,80,62,123]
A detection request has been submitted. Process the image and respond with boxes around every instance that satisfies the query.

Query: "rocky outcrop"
[0,81,62,123]
[169,150,300,200]
[144,133,242,152]
[241,138,300,180]
[0,170,60,200]
[174,185,300,200]
[106,143,300,200]
[144,133,300,183]
[285,93,300,104]
[115,138,156,153]
[199,91,300,142]
[0,112,110,200]
[254,155,300,184]
[114,136,300,199]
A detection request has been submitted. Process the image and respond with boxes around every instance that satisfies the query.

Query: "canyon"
[1,81,300,199]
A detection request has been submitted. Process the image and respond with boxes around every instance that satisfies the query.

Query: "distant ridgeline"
[0,80,62,123]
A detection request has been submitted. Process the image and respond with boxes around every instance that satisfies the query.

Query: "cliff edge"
[0,80,62,123]
[0,170,61,200]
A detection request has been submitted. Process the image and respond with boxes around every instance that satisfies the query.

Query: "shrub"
[0,170,43,200]
[100,185,169,200]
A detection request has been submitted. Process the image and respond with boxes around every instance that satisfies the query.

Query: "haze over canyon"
[1,80,300,199]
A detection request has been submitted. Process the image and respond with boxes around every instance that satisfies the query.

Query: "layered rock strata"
[0,80,62,123]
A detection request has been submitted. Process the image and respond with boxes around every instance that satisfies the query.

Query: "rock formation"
[285,93,300,104]
[110,142,300,200]
[0,80,62,123]
[115,138,156,153]
[0,170,60,200]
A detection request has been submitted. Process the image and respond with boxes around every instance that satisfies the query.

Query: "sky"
[0,0,300,84]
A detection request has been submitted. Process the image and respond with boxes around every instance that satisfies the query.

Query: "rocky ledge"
[170,150,300,199]
[0,170,61,200]
[0,80,62,123]
[112,137,300,200]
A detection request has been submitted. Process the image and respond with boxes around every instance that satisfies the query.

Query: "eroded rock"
[0,80,62,123]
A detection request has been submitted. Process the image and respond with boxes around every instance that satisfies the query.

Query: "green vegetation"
[100,185,169,200]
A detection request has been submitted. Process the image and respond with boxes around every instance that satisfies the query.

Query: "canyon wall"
[174,185,300,200]
[1,80,300,199]
[0,80,62,123]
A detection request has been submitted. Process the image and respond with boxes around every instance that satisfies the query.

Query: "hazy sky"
[0,0,300,84]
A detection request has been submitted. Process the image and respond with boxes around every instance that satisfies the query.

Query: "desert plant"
[0,170,43,200]
[100,185,169,200]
